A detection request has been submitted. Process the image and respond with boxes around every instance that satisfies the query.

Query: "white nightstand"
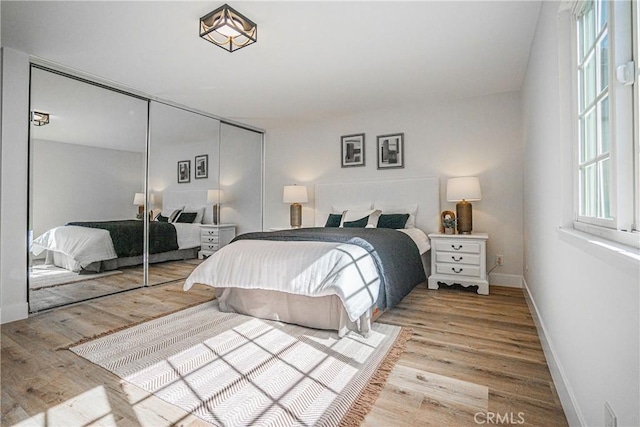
[198,224,236,259]
[427,232,489,295]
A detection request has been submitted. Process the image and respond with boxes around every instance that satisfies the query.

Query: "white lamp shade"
[133,193,145,206]
[283,185,308,203]
[446,177,482,202]
[133,193,155,206]
[207,189,223,204]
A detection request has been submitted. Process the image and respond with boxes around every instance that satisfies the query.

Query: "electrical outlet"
[605,402,617,427]
[496,254,504,266]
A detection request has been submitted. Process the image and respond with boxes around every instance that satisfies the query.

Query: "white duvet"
[32,226,118,270]
[184,239,381,322]
[32,223,201,271]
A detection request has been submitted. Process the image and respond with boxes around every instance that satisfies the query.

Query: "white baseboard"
[489,273,523,288]
[522,278,585,426]
[0,302,29,324]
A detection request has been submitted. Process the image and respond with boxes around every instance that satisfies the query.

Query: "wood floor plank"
[3,272,567,426]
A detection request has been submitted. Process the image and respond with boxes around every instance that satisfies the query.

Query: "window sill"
[557,227,640,277]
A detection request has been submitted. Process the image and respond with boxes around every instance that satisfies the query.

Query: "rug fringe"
[339,326,413,427]
[58,298,215,351]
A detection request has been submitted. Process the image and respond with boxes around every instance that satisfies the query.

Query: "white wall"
[220,123,263,235]
[31,139,145,239]
[148,101,220,221]
[522,3,639,426]
[264,91,524,283]
[1,48,29,323]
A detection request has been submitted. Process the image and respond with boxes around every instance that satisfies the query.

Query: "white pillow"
[339,209,381,228]
[373,203,418,228]
[331,202,372,214]
[161,206,184,223]
[183,206,205,224]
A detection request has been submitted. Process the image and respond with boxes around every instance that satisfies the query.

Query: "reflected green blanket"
[66,220,178,258]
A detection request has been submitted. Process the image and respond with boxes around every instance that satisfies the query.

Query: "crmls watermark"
[474,412,526,425]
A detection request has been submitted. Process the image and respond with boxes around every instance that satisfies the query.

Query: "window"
[573,0,638,247]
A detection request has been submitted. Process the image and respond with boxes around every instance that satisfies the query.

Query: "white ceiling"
[2,1,541,129]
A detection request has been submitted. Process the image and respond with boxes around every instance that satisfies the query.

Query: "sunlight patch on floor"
[12,386,117,426]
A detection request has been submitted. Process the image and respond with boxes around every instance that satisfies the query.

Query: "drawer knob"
[451,256,463,262]
[452,267,463,274]
[451,244,463,250]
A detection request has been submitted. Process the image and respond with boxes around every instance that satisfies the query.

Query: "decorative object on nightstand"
[283,185,308,228]
[207,189,223,225]
[428,232,489,295]
[446,176,482,234]
[440,210,456,234]
[198,224,236,259]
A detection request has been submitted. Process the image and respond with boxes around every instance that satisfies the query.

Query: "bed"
[31,190,209,273]
[184,177,440,336]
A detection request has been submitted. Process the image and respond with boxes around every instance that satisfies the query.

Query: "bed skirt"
[48,247,199,273]
[215,287,373,337]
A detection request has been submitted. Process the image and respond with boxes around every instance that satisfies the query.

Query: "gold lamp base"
[212,204,220,225]
[290,203,302,228]
[456,200,473,234]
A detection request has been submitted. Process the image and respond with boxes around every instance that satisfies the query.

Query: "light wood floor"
[2,283,567,426]
[29,259,202,313]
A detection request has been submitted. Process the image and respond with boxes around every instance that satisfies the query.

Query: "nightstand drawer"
[435,252,480,265]
[202,230,220,238]
[434,240,481,254]
[201,236,219,244]
[436,263,480,277]
[202,243,220,251]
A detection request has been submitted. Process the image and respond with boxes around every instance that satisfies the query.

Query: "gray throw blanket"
[233,227,426,311]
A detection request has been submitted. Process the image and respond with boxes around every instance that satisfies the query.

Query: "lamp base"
[290,203,302,228]
[456,200,473,234]
[212,204,219,225]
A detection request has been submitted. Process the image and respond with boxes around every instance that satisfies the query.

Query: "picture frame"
[341,133,365,168]
[195,154,208,179]
[177,160,191,183]
[377,133,404,169]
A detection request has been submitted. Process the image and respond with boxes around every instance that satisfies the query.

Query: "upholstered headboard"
[314,177,440,234]
[161,189,213,223]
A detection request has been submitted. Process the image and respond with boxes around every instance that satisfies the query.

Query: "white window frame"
[572,0,639,249]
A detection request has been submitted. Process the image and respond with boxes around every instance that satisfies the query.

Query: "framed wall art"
[377,133,404,169]
[341,133,365,167]
[195,154,208,179]
[177,160,191,183]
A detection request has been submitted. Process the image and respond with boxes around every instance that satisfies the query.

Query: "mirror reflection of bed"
[29,190,213,312]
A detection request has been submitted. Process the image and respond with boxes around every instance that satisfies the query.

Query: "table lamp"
[446,177,482,234]
[283,185,308,228]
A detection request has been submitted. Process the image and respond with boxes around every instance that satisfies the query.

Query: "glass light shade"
[199,4,257,53]
[31,111,50,126]
[446,177,482,202]
[283,185,308,204]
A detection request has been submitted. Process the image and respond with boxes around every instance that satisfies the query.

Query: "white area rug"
[70,301,409,426]
[30,264,122,290]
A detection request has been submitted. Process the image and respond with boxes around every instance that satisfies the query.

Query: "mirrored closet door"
[28,67,149,312]
[146,101,221,286]
[27,67,265,313]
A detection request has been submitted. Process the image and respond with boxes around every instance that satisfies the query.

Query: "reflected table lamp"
[283,185,308,228]
[446,177,482,234]
[207,189,222,225]
[134,193,155,220]
[133,193,145,219]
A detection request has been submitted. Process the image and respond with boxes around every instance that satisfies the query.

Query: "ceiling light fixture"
[199,4,257,53]
[30,111,50,126]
